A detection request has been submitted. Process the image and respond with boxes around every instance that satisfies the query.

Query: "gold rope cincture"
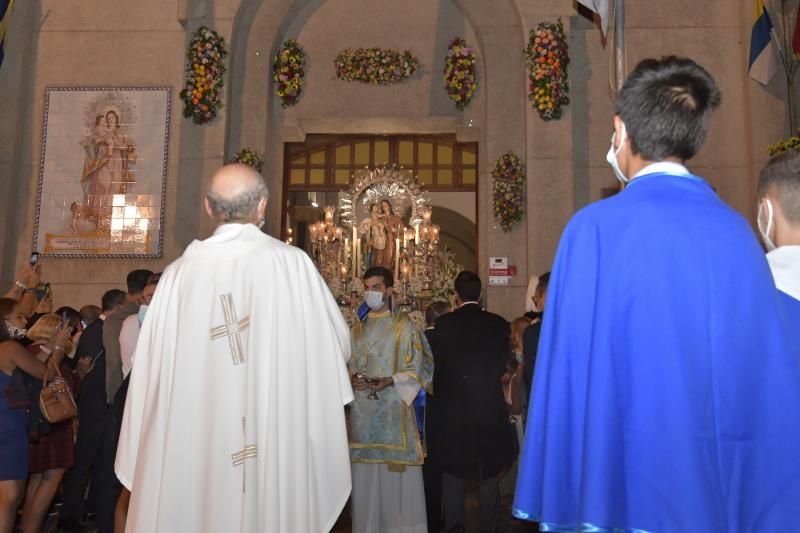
[210,293,250,366]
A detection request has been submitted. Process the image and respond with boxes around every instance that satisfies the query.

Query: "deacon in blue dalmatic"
[514,57,800,533]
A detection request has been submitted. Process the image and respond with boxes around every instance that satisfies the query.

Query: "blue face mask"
[137,304,149,325]
[606,125,629,184]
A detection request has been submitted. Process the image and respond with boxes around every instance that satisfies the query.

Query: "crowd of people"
[0,55,799,533]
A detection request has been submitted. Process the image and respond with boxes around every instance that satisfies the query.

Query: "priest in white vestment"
[348,266,434,533]
[115,164,354,533]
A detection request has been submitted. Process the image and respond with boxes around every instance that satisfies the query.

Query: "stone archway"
[227,0,526,314]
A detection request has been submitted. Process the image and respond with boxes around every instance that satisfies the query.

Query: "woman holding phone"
[0,318,49,533]
[19,313,89,533]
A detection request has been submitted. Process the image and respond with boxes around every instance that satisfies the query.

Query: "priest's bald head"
[204,164,269,227]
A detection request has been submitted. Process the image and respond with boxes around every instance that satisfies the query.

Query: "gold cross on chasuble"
[210,293,250,365]
[232,418,256,493]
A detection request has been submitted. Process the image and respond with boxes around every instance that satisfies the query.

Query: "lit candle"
[394,238,400,281]
[355,239,361,275]
[341,265,348,279]
[432,225,440,242]
[402,262,410,282]
[415,223,420,243]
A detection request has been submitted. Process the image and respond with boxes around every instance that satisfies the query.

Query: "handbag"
[39,359,77,423]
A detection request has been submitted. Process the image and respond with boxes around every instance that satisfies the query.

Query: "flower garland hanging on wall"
[272,39,306,108]
[334,48,420,85]
[767,133,800,156]
[525,19,569,121]
[443,37,477,110]
[180,26,228,124]
[230,148,264,172]
[492,152,525,233]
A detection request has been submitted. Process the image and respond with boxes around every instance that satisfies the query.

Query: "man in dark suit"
[58,289,126,532]
[522,272,549,397]
[422,300,452,533]
[433,271,513,533]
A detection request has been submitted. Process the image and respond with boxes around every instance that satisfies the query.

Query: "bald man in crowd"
[115,164,354,532]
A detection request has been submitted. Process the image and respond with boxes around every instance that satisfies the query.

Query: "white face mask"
[757,199,777,252]
[364,290,385,310]
[137,304,149,325]
[606,125,629,184]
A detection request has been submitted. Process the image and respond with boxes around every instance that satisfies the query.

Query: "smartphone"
[60,311,69,329]
[29,252,39,266]
[34,283,50,302]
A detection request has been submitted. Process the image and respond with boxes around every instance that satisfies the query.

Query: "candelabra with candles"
[413,207,440,292]
[308,206,347,283]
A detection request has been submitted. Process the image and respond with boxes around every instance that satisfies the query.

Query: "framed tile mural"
[33,87,171,258]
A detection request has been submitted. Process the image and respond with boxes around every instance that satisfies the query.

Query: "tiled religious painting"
[33,87,171,257]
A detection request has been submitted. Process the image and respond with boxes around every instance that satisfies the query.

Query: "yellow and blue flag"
[0,0,13,72]
[749,0,778,85]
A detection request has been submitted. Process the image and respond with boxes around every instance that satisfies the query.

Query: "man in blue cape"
[514,56,800,532]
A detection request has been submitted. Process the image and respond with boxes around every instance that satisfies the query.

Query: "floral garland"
[429,252,464,305]
[525,19,569,121]
[334,48,420,85]
[272,39,306,108]
[768,133,800,156]
[492,152,525,233]
[180,26,228,124]
[444,37,477,110]
[230,148,263,173]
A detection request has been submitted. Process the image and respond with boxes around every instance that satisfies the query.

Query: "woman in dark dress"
[0,314,47,533]
[19,313,89,533]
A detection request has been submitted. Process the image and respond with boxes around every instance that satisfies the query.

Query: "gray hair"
[206,177,269,223]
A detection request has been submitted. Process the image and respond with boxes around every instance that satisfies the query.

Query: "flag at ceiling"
[748,0,778,85]
[578,0,610,37]
[0,0,13,72]
[793,1,800,58]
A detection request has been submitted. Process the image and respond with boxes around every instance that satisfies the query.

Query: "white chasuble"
[115,223,354,533]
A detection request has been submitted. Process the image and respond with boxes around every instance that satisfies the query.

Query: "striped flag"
[578,0,610,37]
[0,0,13,72]
[748,0,778,85]
[793,2,800,58]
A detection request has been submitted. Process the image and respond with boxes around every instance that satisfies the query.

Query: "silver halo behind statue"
[339,166,430,228]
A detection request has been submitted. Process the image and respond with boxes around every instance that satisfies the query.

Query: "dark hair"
[454,271,481,301]
[0,297,19,320]
[380,199,394,214]
[758,150,800,223]
[615,56,721,161]
[0,320,9,342]
[536,272,551,294]
[94,115,104,126]
[147,272,163,286]
[101,289,127,312]
[363,266,394,288]
[425,300,451,326]
[127,269,154,295]
[55,306,81,329]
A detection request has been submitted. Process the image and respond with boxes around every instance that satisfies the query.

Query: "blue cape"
[513,172,800,532]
